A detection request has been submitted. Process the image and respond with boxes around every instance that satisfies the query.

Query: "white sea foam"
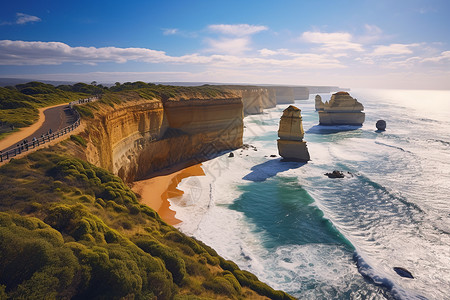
[169,90,450,299]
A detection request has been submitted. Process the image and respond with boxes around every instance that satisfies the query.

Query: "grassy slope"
[0,82,93,140]
[0,143,295,300]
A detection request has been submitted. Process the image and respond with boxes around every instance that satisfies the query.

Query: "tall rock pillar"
[277,105,310,161]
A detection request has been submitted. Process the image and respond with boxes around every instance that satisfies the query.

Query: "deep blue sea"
[170,89,450,299]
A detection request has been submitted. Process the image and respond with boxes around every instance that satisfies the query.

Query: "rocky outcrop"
[317,91,365,125]
[376,120,386,131]
[83,93,243,182]
[315,95,324,111]
[277,105,310,161]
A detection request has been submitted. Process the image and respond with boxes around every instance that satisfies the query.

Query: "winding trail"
[0,103,72,151]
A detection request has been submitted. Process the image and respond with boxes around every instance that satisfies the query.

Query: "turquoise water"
[173,89,450,299]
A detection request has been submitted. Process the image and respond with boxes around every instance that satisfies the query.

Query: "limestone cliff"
[81,91,243,182]
[222,86,276,115]
[273,86,295,104]
[293,86,309,100]
[277,105,310,161]
[317,91,365,125]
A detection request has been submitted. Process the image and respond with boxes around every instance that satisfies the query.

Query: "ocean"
[169,89,450,299]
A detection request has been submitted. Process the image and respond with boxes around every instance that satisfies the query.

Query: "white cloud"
[357,24,383,44]
[370,43,420,56]
[208,24,268,36]
[162,28,178,35]
[0,40,345,69]
[205,37,250,55]
[422,51,450,63]
[301,31,363,52]
[16,13,41,24]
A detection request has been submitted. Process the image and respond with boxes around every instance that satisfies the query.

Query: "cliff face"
[223,86,276,115]
[84,94,243,182]
[273,86,295,104]
[293,87,309,100]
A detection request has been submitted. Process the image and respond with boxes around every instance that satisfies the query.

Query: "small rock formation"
[317,91,365,125]
[277,105,310,161]
[325,170,345,178]
[315,95,324,111]
[393,267,414,279]
[376,120,386,131]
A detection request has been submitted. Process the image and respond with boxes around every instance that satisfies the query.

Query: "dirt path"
[0,103,72,152]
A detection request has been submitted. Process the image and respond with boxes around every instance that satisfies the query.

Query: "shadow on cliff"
[243,158,306,182]
[306,124,362,135]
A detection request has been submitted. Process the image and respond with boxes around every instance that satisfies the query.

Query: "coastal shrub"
[70,134,87,147]
[219,258,239,272]
[135,238,187,284]
[202,276,237,297]
[0,149,296,299]
[74,105,94,118]
[223,271,241,293]
[0,213,81,298]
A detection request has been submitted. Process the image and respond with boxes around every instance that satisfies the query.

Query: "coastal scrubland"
[0,81,295,299]
[0,82,96,139]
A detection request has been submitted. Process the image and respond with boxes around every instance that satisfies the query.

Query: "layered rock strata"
[84,94,243,182]
[317,91,365,125]
[277,105,310,161]
[224,86,276,115]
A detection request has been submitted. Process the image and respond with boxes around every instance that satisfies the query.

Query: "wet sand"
[132,164,205,225]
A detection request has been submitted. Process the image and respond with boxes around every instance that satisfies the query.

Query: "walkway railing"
[0,96,99,163]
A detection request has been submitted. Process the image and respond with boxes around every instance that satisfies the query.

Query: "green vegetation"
[0,82,97,134]
[0,148,295,299]
[70,135,87,147]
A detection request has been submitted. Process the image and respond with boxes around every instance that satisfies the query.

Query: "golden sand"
[132,164,205,225]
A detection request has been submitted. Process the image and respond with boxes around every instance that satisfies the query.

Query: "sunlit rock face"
[84,94,243,182]
[317,91,365,125]
[277,105,310,161]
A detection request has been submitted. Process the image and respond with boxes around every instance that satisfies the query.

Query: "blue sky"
[1,0,449,89]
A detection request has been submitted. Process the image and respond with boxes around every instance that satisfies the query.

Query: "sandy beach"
[132,163,205,225]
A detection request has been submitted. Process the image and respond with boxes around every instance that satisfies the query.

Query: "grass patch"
[70,135,87,147]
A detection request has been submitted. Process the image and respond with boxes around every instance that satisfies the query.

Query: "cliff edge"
[76,87,243,182]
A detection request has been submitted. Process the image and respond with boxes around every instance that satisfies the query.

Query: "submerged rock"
[376,120,386,131]
[317,91,365,125]
[393,267,414,279]
[277,105,310,161]
[325,170,345,178]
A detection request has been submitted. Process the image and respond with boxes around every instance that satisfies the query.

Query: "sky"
[0,0,449,89]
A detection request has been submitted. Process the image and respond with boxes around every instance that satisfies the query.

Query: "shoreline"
[132,163,205,225]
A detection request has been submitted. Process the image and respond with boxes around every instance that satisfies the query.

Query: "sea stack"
[315,95,324,111]
[277,105,310,161]
[317,91,365,125]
